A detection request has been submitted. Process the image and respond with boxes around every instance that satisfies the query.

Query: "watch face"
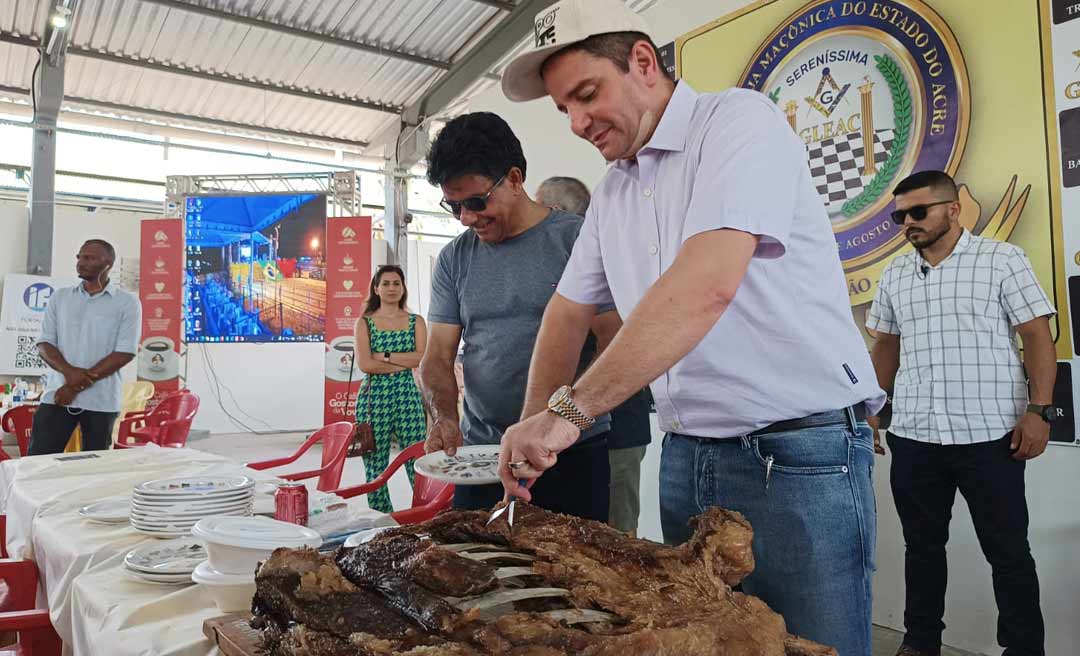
[548,385,570,408]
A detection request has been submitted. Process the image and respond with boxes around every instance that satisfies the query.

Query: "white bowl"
[191,516,322,575]
[191,561,256,613]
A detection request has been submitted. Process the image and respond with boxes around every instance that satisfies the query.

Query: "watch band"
[548,386,595,432]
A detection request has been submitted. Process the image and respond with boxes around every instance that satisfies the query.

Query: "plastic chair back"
[0,407,36,457]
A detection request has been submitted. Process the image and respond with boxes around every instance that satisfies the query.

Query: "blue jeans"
[660,420,876,656]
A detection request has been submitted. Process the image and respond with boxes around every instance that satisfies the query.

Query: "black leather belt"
[749,404,867,437]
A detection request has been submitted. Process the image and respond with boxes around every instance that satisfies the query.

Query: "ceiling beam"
[367,0,552,158]
[139,0,451,71]
[0,84,369,149]
[469,0,518,11]
[0,32,403,115]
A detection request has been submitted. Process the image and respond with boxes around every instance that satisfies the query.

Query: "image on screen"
[184,194,327,343]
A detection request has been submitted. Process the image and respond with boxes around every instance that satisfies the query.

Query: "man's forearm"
[1023,330,1057,405]
[573,231,756,419]
[869,337,900,397]
[420,359,460,422]
[38,343,75,376]
[87,352,135,381]
[520,299,592,419]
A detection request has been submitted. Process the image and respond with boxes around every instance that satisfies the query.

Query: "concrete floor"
[192,431,982,656]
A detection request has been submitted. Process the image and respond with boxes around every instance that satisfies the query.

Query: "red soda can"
[274,482,309,526]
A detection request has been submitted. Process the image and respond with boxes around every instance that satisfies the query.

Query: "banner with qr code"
[0,274,76,375]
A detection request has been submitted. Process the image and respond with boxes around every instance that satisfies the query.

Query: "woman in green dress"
[353,265,428,513]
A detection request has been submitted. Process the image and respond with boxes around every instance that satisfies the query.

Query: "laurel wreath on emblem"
[840,54,912,218]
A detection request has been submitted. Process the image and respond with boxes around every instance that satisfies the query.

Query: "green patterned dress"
[355,314,427,513]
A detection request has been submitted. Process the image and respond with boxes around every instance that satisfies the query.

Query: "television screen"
[184,193,327,343]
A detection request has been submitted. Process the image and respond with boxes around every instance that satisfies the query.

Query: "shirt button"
[643,189,652,198]
[648,244,658,255]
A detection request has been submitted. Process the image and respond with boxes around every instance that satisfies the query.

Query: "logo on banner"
[738,0,985,304]
[341,227,356,240]
[154,230,169,244]
[154,282,165,293]
[155,258,166,271]
[343,255,354,267]
[22,283,53,312]
[1066,50,1080,100]
[344,306,353,317]
[155,307,164,318]
[343,280,354,291]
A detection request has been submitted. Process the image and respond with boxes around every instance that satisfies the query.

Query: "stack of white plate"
[131,475,255,538]
[123,537,207,585]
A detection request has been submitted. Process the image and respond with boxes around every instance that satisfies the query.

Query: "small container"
[274,482,308,526]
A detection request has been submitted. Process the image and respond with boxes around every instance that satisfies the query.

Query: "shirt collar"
[915,229,972,269]
[614,80,698,173]
[78,280,116,297]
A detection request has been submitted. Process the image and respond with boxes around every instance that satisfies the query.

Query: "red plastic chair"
[0,407,36,460]
[0,559,61,655]
[246,422,355,492]
[114,392,200,449]
[333,443,455,524]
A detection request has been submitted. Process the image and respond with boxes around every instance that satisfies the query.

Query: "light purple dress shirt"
[557,81,886,438]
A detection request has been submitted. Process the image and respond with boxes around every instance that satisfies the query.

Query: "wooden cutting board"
[203,614,261,656]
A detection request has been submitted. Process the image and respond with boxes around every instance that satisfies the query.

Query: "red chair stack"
[114,391,200,449]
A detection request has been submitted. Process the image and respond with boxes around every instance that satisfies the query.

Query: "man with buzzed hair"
[536,176,591,217]
[29,239,142,454]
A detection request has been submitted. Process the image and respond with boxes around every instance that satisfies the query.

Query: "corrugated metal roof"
[0,0,661,152]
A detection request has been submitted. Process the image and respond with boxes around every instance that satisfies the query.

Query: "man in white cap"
[496,1,885,654]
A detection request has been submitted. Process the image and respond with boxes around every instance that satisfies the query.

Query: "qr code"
[14,336,44,370]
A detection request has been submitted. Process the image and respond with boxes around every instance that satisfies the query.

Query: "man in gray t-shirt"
[419,112,618,521]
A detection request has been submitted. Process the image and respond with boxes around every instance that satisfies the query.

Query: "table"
[0,445,381,656]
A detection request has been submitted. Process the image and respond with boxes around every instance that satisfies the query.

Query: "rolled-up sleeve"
[556,206,615,307]
[37,288,60,347]
[115,295,141,354]
[681,93,804,259]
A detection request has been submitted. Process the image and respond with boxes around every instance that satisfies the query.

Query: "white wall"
[468,1,1080,654]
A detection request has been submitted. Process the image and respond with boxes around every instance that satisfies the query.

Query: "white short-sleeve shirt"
[557,81,886,438]
[866,230,1055,445]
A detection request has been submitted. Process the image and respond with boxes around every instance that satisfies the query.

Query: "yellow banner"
[677,0,1069,358]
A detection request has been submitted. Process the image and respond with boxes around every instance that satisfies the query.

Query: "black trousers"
[453,434,610,522]
[28,403,117,455]
[887,432,1044,656]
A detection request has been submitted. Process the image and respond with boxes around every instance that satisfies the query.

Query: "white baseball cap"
[501,0,653,102]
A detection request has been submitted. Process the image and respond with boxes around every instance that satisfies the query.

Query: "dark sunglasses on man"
[889,199,954,226]
[439,175,506,217]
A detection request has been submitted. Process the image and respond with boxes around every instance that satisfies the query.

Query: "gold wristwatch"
[547,385,595,431]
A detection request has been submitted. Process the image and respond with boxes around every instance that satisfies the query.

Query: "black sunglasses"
[439,175,506,217]
[890,200,954,226]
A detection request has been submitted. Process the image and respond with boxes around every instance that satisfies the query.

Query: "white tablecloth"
[0,445,380,656]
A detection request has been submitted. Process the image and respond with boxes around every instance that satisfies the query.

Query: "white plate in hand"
[414,445,501,486]
[78,498,130,524]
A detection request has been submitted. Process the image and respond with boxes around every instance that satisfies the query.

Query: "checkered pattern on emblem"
[806,129,895,209]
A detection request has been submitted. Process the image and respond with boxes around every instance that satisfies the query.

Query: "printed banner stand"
[0,274,76,376]
[138,219,185,407]
[324,217,372,426]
